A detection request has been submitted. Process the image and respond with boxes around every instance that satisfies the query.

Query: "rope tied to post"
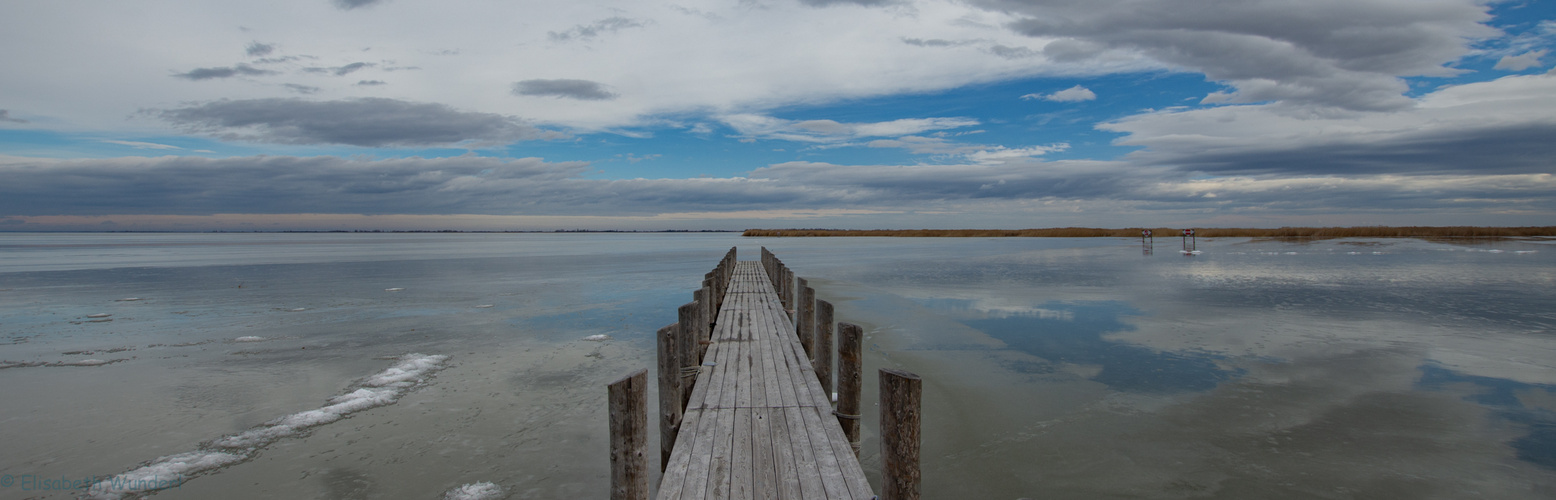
[831,409,860,420]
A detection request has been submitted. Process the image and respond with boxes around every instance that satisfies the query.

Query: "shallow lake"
[1,233,1552,499]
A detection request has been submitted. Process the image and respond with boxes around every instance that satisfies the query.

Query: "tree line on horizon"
[740,226,1556,239]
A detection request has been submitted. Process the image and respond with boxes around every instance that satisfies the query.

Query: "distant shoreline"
[741,227,1556,240]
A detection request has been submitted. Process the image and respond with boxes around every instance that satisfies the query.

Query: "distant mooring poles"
[1181,228,1197,255]
[1141,229,1153,256]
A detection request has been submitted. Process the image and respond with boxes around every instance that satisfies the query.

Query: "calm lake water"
[1,233,1553,499]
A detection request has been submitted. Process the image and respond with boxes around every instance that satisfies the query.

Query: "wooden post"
[656,323,682,471]
[677,302,699,408]
[699,283,714,359]
[782,268,795,323]
[798,281,815,358]
[816,299,834,397]
[880,368,922,500]
[837,322,863,455]
[778,265,790,310]
[608,369,649,500]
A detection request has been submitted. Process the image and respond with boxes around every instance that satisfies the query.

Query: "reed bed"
[742,227,1556,240]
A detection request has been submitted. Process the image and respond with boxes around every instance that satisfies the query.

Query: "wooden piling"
[696,285,712,360]
[782,268,795,323]
[837,322,863,455]
[880,368,922,500]
[677,301,699,408]
[798,281,815,358]
[657,324,682,471]
[816,299,834,398]
[609,368,649,500]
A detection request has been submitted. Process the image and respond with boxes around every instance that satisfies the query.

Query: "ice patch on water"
[473,304,494,308]
[583,334,611,341]
[289,307,308,311]
[86,451,245,499]
[60,359,114,366]
[88,353,450,498]
[116,297,143,301]
[212,354,448,449]
[1515,250,1537,254]
[443,481,503,500]
[233,336,267,343]
[385,287,405,292]
[86,313,112,318]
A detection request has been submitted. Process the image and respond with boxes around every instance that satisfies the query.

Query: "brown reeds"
[741,226,1556,240]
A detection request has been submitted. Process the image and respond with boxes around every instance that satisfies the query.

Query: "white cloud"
[101,140,183,150]
[0,0,1066,133]
[965,144,1070,163]
[1099,74,1556,175]
[1495,49,1547,71]
[1021,85,1096,102]
[720,114,979,143]
[980,0,1499,111]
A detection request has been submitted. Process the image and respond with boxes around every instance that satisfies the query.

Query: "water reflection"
[1418,364,1556,469]
[919,298,1238,393]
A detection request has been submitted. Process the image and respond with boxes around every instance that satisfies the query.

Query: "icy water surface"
[1,233,1553,499]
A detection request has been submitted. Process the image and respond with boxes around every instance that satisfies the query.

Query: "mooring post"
[798,280,815,358]
[783,267,795,324]
[881,368,922,500]
[693,289,710,362]
[700,282,715,359]
[837,322,863,455]
[777,264,789,310]
[677,301,699,408]
[816,299,834,397]
[656,324,682,471]
[608,368,649,500]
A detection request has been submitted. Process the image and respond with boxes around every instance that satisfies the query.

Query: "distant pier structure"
[607,247,923,500]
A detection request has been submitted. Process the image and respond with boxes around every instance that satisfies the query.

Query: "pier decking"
[656,260,873,500]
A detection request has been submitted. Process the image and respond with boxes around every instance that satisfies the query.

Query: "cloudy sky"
[1,0,1553,231]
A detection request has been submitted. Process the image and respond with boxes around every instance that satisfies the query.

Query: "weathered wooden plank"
[655,406,703,500]
[782,405,828,499]
[797,404,852,500]
[749,407,778,500]
[818,405,873,499]
[730,407,755,500]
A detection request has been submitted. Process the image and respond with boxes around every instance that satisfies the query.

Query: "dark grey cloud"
[1,154,1550,218]
[799,0,899,6]
[282,83,320,94]
[357,80,387,86]
[0,109,26,123]
[1128,122,1556,176]
[548,17,645,42]
[303,62,375,76]
[246,42,274,57]
[157,98,559,147]
[988,45,1039,59]
[511,79,618,101]
[333,0,383,10]
[0,155,807,216]
[970,0,1497,111]
[174,64,278,80]
[903,38,954,47]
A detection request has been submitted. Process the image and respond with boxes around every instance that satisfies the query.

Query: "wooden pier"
[610,248,919,500]
[656,259,872,500]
